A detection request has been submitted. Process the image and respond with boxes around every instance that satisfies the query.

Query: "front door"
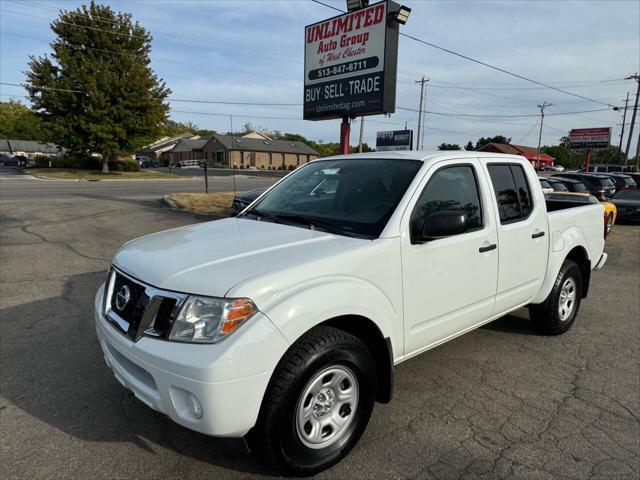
[401,159,499,356]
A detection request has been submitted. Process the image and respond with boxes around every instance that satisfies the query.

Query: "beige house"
[199,133,319,170]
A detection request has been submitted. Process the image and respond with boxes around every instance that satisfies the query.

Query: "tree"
[474,135,511,149]
[464,141,474,151]
[26,2,170,172]
[437,143,461,151]
[0,100,46,141]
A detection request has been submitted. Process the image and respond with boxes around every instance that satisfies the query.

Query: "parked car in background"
[544,191,617,237]
[231,187,268,215]
[96,152,608,475]
[550,176,590,193]
[628,172,640,185]
[598,173,637,191]
[0,153,17,166]
[538,178,554,193]
[14,155,35,168]
[140,159,159,168]
[586,164,634,173]
[609,189,640,222]
[555,173,616,200]
[544,176,571,192]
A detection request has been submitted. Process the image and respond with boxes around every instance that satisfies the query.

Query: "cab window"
[488,164,535,223]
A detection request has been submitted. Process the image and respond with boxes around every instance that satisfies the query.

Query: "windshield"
[242,158,422,239]
[614,189,640,200]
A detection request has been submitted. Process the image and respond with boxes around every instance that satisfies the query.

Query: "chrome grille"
[104,267,187,341]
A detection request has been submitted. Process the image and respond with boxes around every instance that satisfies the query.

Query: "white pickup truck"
[95,152,607,475]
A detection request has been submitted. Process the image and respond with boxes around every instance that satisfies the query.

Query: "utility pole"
[617,92,630,162]
[536,101,552,169]
[624,73,640,164]
[415,76,428,150]
[358,116,365,153]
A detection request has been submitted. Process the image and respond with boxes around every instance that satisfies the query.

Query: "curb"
[162,195,180,210]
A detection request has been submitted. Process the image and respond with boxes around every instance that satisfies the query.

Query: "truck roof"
[316,150,527,163]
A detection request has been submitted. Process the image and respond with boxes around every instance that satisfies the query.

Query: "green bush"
[109,158,140,172]
[34,154,102,169]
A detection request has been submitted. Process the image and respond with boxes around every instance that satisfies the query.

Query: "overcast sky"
[1,0,639,154]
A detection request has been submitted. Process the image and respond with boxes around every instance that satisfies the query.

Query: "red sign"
[568,128,611,149]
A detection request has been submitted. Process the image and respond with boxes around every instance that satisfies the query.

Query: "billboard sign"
[568,127,611,149]
[376,129,413,151]
[304,1,400,121]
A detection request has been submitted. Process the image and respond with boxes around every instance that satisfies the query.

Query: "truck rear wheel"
[529,259,583,335]
[251,325,376,476]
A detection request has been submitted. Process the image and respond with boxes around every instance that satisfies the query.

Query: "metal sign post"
[303,1,406,152]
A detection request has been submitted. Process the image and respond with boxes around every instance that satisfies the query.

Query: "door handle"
[479,244,497,253]
[531,231,545,239]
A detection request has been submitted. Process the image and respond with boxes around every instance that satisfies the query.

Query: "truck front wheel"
[252,325,376,476]
[529,259,583,335]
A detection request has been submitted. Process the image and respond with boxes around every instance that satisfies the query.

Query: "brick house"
[200,133,319,170]
[166,137,210,164]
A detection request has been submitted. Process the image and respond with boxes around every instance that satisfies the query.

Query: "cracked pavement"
[1,171,638,479]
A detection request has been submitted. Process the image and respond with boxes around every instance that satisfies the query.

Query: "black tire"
[251,326,376,476]
[605,213,613,237]
[529,259,583,335]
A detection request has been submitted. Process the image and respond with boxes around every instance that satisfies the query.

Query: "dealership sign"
[376,129,413,151]
[304,1,400,120]
[568,127,612,149]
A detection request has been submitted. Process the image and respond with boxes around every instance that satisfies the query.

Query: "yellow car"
[544,191,617,236]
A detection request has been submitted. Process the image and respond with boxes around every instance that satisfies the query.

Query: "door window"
[488,164,535,223]
[410,165,483,240]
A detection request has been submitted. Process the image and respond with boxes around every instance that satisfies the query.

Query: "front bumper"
[95,285,289,437]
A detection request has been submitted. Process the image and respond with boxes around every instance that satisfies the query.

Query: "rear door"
[401,158,498,355]
[485,161,549,314]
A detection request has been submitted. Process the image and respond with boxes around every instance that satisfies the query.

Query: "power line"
[0,8,302,64]
[0,82,301,106]
[396,105,613,118]
[310,0,620,109]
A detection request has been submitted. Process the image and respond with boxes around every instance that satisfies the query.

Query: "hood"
[113,218,365,297]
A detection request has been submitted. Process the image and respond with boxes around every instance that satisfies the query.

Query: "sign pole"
[583,149,591,172]
[340,117,351,155]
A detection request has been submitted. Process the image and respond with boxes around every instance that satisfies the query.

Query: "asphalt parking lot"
[1,171,639,480]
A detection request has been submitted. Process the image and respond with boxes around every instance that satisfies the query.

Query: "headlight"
[169,296,257,344]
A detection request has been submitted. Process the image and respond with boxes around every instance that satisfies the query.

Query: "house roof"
[205,133,318,155]
[1,139,62,154]
[170,137,211,153]
[140,133,196,153]
[477,142,554,162]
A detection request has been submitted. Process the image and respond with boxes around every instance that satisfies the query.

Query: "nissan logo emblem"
[115,285,131,311]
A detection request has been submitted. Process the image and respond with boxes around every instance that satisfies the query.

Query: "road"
[0,167,277,202]
[1,170,639,480]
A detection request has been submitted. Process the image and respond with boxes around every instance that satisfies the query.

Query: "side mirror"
[418,211,468,242]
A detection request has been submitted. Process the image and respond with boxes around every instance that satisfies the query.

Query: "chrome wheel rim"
[607,215,613,233]
[558,277,577,322]
[295,365,359,449]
